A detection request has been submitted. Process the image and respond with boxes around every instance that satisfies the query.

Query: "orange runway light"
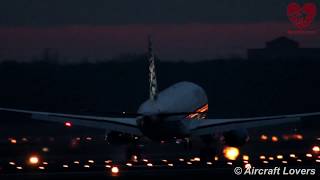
[243,155,249,161]
[271,136,279,142]
[29,155,40,165]
[312,146,320,153]
[223,147,240,160]
[260,134,268,141]
[111,166,120,176]
[9,138,17,144]
[294,134,303,140]
[276,155,283,159]
[259,155,266,160]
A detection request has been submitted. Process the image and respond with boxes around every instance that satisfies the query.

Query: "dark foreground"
[0,116,319,179]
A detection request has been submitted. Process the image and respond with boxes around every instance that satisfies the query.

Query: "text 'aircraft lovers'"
[1,36,320,161]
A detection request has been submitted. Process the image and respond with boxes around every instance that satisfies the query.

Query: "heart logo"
[287,2,317,29]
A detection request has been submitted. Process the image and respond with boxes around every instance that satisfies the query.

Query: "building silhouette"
[248,37,320,60]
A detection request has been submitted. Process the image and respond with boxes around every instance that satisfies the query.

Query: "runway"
[0,116,319,178]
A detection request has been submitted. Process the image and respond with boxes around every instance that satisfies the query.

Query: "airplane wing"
[0,107,142,136]
[187,112,320,136]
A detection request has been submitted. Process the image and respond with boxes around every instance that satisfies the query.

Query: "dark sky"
[0,0,319,61]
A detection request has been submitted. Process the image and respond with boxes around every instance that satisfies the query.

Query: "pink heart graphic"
[287,2,317,29]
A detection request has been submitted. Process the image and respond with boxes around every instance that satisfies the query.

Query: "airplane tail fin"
[148,36,158,101]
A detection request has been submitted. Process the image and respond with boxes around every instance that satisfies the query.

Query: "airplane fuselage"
[137,81,208,141]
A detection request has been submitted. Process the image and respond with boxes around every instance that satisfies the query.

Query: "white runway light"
[29,156,39,165]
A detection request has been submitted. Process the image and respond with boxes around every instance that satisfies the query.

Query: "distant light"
[105,160,112,164]
[142,159,148,162]
[64,121,72,127]
[21,137,28,142]
[227,162,233,165]
[10,139,17,144]
[63,164,69,168]
[271,136,279,142]
[86,137,92,141]
[84,164,90,168]
[312,146,320,153]
[316,159,320,163]
[243,155,249,161]
[9,162,15,165]
[111,166,119,174]
[147,163,153,167]
[88,160,94,164]
[294,134,303,140]
[268,157,274,161]
[132,155,138,161]
[245,163,252,169]
[282,161,288,164]
[260,134,268,141]
[42,147,49,152]
[38,166,45,170]
[297,159,302,162]
[29,156,39,165]
[43,162,48,165]
[214,156,219,161]
[206,162,213,165]
[282,135,289,141]
[290,154,296,158]
[259,155,266,160]
[16,166,23,170]
[306,153,313,158]
[262,161,269,164]
[317,137,320,141]
[105,165,111,168]
[162,159,168,163]
[179,158,184,162]
[223,147,240,160]
[74,161,80,164]
[186,162,192,165]
[126,163,132,167]
[76,137,81,141]
[168,163,174,167]
[194,157,201,162]
[276,155,283,159]
[243,160,248,164]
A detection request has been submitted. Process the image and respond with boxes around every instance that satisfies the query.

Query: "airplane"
[1,36,320,161]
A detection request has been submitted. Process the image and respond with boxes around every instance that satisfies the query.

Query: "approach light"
[260,134,268,141]
[312,146,320,153]
[111,166,120,175]
[223,146,240,160]
[271,136,279,142]
[29,156,39,165]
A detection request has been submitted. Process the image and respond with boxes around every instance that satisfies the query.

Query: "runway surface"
[0,115,319,178]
